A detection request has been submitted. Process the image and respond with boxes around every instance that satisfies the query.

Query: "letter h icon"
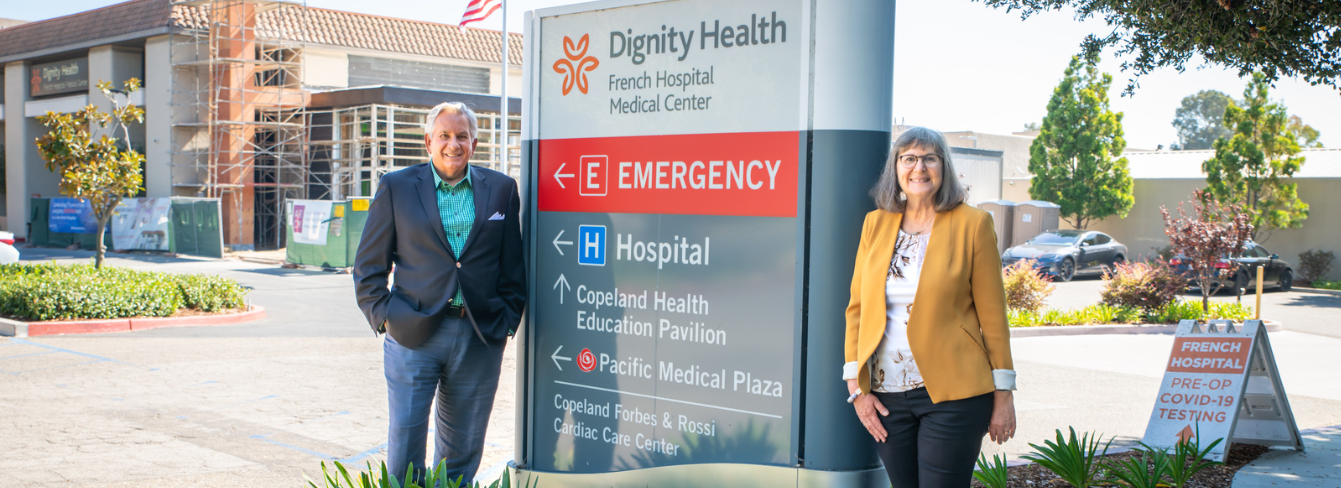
[578,225,606,266]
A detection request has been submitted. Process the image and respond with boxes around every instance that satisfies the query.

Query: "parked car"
[0,231,17,265]
[1170,241,1293,293]
[1001,229,1128,282]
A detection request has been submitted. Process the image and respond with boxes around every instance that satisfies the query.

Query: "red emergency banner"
[537,132,799,217]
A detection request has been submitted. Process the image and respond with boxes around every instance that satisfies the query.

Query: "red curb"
[23,306,267,336]
[130,305,267,330]
[28,320,131,336]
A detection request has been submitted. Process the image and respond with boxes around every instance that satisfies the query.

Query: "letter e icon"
[580,155,608,196]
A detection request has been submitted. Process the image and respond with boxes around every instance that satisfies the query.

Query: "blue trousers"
[384,317,504,485]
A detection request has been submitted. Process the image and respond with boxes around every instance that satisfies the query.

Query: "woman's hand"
[988,389,1016,444]
[849,379,889,442]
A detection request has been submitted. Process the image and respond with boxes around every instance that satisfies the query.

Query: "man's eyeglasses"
[898,154,942,168]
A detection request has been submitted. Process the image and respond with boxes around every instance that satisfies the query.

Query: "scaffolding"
[304,105,521,200]
[169,0,309,251]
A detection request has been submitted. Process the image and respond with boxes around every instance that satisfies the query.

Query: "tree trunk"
[95,217,107,269]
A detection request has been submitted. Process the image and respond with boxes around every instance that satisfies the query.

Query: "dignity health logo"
[553,34,600,95]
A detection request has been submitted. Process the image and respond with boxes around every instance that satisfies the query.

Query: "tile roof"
[0,0,522,66]
[1124,148,1341,179]
[0,0,174,59]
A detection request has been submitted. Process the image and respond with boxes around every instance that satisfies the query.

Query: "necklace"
[902,214,933,235]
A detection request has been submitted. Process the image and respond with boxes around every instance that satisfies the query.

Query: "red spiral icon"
[577,348,597,372]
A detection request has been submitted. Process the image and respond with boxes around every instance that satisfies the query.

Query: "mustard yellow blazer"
[844,203,1013,403]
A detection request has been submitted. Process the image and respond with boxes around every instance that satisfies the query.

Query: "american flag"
[459,0,502,32]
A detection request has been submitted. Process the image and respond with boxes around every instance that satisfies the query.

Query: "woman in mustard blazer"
[844,127,1016,488]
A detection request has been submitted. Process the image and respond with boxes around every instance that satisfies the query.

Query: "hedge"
[0,263,247,321]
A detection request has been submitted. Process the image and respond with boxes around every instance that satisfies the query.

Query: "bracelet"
[846,388,862,404]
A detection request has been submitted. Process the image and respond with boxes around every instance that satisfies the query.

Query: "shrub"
[176,274,247,312]
[1100,260,1186,311]
[1003,259,1055,312]
[1298,249,1335,284]
[0,263,247,321]
[1314,279,1341,290]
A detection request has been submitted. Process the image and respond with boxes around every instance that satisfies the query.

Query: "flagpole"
[499,0,509,177]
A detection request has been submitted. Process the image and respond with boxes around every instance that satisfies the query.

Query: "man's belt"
[445,303,467,318]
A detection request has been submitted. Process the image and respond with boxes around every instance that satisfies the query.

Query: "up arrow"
[553,230,573,255]
[553,274,571,304]
[1176,425,1195,444]
[551,345,572,371]
[554,163,575,189]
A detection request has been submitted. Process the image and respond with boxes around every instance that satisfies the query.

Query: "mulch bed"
[972,443,1269,488]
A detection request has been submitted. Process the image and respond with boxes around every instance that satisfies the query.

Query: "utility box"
[517,0,895,486]
[978,200,1015,255]
[1014,200,1061,246]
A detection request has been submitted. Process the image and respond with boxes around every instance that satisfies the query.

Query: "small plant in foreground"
[973,453,1010,488]
[1023,427,1112,488]
[1003,259,1055,312]
[306,460,536,488]
[1102,444,1170,488]
[1166,428,1224,488]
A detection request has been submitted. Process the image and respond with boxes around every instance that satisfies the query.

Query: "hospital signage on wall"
[529,0,805,474]
[1141,319,1303,461]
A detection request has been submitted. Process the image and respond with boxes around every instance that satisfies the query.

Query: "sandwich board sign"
[1141,319,1303,461]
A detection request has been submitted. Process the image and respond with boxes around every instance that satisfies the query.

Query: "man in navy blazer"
[353,102,526,485]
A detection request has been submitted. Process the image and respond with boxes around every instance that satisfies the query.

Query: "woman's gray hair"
[870,127,968,213]
[423,102,478,140]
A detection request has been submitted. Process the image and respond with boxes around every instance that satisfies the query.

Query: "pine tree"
[1202,73,1309,243]
[1028,54,1134,230]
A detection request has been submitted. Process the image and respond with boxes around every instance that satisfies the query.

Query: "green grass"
[1311,279,1341,290]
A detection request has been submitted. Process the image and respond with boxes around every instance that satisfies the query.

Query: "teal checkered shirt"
[433,167,475,306]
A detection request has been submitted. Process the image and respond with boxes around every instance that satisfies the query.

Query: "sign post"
[1141,319,1303,461]
[518,0,895,485]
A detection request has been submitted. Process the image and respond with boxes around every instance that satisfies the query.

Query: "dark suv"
[1170,241,1294,293]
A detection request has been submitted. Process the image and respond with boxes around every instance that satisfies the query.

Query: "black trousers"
[873,388,994,488]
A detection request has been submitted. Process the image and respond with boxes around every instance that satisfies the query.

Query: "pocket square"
[488,212,505,220]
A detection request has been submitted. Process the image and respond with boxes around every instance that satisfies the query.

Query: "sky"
[9,0,1340,149]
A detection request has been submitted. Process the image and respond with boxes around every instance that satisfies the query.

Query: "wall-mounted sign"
[30,58,89,97]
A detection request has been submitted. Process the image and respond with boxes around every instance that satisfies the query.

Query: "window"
[1094,234,1111,244]
[1082,235,1099,246]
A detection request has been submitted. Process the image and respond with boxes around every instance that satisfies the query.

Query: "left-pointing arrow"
[551,345,572,371]
[554,163,575,189]
[553,230,573,255]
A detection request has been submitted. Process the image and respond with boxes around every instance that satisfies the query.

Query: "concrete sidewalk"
[1234,426,1341,488]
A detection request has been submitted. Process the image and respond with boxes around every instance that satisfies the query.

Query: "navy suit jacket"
[353,164,527,348]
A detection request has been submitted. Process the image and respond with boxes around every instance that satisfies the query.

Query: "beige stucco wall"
[1076,178,1341,281]
[304,48,349,89]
